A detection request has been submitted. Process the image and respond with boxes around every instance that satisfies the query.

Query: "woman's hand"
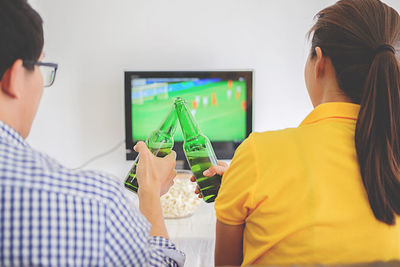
[134,141,177,197]
[190,160,228,198]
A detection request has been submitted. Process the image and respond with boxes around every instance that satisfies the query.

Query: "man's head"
[0,0,44,138]
[0,0,43,80]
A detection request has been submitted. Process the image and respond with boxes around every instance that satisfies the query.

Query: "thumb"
[134,141,147,153]
[165,150,176,160]
[164,151,177,168]
[203,164,223,176]
[217,160,229,167]
[134,141,153,160]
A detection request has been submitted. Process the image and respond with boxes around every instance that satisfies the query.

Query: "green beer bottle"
[174,97,222,203]
[124,105,178,193]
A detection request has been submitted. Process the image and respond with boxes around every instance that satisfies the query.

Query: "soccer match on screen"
[131,77,247,142]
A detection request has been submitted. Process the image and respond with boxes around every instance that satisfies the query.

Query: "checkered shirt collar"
[0,120,28,148]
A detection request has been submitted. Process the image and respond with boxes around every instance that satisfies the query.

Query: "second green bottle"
[175,97,222,203]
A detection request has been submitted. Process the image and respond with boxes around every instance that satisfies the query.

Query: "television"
[124,71,253,168]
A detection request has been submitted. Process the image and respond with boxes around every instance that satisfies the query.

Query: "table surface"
[166,202,216,267]
[163,170,216,267]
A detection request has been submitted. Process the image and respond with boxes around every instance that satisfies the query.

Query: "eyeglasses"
[23,60,58,87]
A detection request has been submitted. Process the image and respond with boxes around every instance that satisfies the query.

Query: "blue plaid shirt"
[0,120,185,266]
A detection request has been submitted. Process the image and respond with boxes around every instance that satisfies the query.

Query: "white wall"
[27,0,400,177]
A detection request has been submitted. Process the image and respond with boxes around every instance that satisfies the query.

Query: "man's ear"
[314,47,326,79]
[0,59,24,99]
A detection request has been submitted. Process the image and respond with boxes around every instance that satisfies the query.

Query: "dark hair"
[309,0,400,225]
[0,0,44,80]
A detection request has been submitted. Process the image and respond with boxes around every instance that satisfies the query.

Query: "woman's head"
[308,0,400,225]
[308,0,400,104]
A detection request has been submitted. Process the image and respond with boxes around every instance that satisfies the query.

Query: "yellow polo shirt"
[215,102,400,266]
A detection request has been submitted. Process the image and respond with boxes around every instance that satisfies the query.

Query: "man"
[0,0,184,266]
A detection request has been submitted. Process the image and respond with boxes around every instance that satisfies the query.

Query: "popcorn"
[161,177,202,218]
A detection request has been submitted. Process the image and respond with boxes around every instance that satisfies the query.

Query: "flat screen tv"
[124,71,253,168]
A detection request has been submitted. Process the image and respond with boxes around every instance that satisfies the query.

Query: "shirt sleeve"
[104,188,185,267]
[214,134,259,225]
[149,236,185,267]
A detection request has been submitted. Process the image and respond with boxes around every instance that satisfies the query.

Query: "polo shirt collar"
[300,102,360,126]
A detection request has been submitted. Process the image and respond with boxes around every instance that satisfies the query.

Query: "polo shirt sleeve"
[215,134,258,225]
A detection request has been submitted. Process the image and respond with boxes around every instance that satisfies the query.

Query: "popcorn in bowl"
[161,170,202,219]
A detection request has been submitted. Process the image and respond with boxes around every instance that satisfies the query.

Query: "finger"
[203,167,214,176]
[165,150,177,160]
[133,141,147,153]
[217,160,229,167]
[205,164,228,176]
[134,142,153,160]
[203,165,218,176]
[190,176,196,182]
[164,151,177,169]
[166,169,176,185]
[195,186,202,198]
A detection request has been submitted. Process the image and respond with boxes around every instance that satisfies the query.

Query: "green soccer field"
[131,80,247,142]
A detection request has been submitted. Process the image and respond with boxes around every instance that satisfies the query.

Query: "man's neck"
[0,100,28,138]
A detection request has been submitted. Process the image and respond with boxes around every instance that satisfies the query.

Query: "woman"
[193,0,400,265]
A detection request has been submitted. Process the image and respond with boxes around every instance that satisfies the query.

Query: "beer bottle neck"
[148,105,178,145]
[158,108,178,136]
[175,99,202,140]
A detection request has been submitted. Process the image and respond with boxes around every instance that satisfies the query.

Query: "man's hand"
[134,141,177,239]
[190,161,228,198]
[134,141,177,197]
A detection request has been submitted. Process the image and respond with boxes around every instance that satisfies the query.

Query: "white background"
[27,0,400,178]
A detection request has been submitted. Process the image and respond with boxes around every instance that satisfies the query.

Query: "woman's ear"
[0,59,24,99]
[314,46,326,79]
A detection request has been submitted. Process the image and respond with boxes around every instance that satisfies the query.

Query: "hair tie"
[374,44,396,55]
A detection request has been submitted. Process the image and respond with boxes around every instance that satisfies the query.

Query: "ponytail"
[309,0,400,225]
[356,49,400,225]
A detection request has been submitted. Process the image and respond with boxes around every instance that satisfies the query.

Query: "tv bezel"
[124,70,253,161]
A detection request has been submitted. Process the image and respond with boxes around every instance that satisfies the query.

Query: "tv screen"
[125,71,253,164]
